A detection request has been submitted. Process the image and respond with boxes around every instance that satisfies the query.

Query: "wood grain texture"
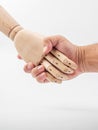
[0,6,19,37]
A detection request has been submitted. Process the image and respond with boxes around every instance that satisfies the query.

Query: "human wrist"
[77,43,98,73]
[76,45,87,73]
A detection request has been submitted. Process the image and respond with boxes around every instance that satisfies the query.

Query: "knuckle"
[36,72,47,83]
[23,66,28,72]
[31,69,37,77]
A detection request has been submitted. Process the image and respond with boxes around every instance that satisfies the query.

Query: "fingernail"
[43,43,52,54]
[27,63,33,70]
[43,46,48,54]
[37,65,44,72]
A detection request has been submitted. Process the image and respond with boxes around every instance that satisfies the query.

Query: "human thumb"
[43,38,53,55]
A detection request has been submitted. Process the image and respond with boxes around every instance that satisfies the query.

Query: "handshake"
[0,6,87,84]
[1,6,98,84]
[16,30,79,83]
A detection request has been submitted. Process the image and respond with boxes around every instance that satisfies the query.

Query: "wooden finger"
[41,59,68,80]
[46,72,62,84]
[51,48,77,70]
[45,53,74,74]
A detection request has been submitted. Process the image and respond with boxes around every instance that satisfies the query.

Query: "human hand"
[22,35,84,83]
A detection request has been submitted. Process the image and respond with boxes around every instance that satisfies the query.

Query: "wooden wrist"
[8,25,23,41]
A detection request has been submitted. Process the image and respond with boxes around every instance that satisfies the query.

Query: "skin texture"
[21,35,98,83]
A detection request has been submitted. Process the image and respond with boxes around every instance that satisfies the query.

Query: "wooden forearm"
[0,6,22,37]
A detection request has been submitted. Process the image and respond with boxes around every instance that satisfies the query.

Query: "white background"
[0,0,98,130]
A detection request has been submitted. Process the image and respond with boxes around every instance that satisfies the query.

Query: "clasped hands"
[0,5,97,81]
[18,33,82,84]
